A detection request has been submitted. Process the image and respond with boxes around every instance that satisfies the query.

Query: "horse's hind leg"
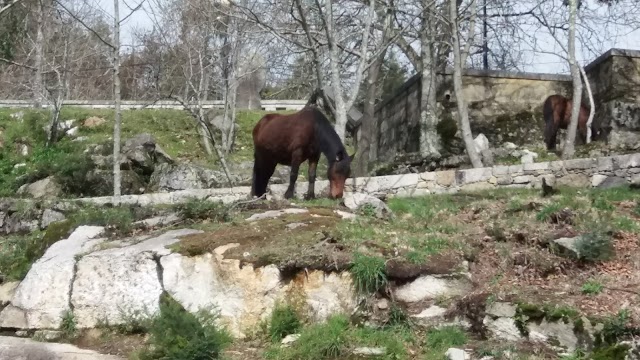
[284,151,304,199]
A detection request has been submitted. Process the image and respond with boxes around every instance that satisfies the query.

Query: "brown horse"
[543,94,606,151]
[250,106,354,200]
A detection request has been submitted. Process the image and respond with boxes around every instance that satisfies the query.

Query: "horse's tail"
[543,96,556,150]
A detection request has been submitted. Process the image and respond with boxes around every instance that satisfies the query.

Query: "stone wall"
[585,48,640,150]
[373,69,572,164]
[60,152,640,208]
[373,47,640,166]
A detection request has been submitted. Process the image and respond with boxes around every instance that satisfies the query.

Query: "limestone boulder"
[342,193,393,219]
[120,133,173,176]
[148,163,238,191]
[394,275,472,303]
[17,176,62,199]
[0,226,105,329]
[83,116,107,128]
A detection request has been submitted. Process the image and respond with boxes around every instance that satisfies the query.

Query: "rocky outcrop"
[0,226,361,338]
[0,226,105,329]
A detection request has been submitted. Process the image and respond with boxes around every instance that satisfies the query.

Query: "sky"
[93,0,640,75]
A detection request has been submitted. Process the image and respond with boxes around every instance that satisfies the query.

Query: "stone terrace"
[67,152,640,207]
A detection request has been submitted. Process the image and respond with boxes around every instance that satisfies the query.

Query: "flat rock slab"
[245,208,308,221]
[0,336,123,360]
[0,226,105,329]
[71,228,202,328]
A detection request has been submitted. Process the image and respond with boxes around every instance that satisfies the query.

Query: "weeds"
[175,198,230,223]
[581,279,604,295]
[59,310,77,339]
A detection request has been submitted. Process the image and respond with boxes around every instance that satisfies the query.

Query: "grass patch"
[0,107,295,197]
[349,253,387,294]
[264,314,412,360]
[423,325,468,359]
[68,206,135,236]
[132,292,232,360]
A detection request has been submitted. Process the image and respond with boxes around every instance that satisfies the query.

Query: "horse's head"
[327,150,355,199]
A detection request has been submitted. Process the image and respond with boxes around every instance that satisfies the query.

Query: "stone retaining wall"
[69,152,640,207]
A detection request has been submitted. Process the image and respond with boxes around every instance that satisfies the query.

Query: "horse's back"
[252,109,317,161]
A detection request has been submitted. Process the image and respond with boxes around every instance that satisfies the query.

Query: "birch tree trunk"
[419,0,442,159]
[579,66,595,143]
[562,0,582,159]
[112,0,122,202]
[33,0,45,108]
[450,0,483,168]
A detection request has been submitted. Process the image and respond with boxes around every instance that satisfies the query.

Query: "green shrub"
[268,303,302,342]
[576,230,614,263]
[350,253,387,294]
[135,292,232,360]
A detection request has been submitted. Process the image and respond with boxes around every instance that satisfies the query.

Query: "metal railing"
[0,99,308,111]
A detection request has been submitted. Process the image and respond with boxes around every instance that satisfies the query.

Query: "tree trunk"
[562,0,582,159]
[419,1,442,160]
[33,0,45,108]
[112,0,122,202]
[579,65,595,143]
[450,0,483,168]
[354,50,386,177]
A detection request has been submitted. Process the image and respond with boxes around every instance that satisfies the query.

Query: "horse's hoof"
[304,194,315,201]
[284,192,294,199]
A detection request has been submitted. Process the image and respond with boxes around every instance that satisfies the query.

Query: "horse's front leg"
[285,154,303,199]
[305,155,320,200]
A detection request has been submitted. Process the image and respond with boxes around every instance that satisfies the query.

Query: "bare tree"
[562,0,582,159]
[450,0,483,168]
[56,0,145,202]
[0,0,21,15]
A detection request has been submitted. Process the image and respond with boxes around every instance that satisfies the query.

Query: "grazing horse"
[250,106,354,200]
[543,94,600,151]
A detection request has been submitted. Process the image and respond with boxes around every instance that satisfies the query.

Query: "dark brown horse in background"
[543,94,609,151]
[250,106,354,200]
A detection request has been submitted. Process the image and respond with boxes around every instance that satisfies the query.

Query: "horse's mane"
[306,106,349,165]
